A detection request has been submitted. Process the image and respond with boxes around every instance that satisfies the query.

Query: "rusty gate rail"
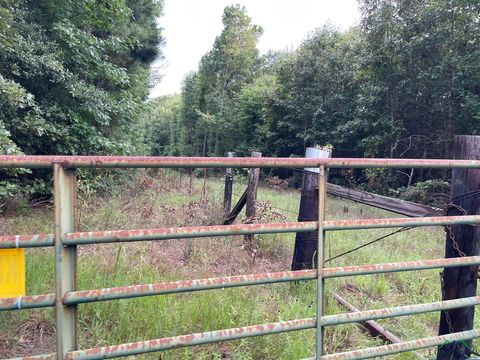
[2,215,479,249]
[1,155,480,360]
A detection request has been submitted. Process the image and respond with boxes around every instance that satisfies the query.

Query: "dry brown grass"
[0,316,55,358]
[74,170,293,280]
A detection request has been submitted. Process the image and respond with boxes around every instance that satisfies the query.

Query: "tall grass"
[1,169,475,359]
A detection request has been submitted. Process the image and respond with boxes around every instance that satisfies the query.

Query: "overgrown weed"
[0,170,464,358]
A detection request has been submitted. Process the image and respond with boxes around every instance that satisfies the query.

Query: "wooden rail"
[326,183,441,218]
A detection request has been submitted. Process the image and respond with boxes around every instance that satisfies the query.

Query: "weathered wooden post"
[437,135,480,360]
[292,147,332,270]
[244,151,262,252]
[223,152,235,219]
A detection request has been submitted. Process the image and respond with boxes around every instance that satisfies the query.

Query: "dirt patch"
[0,316,55,358]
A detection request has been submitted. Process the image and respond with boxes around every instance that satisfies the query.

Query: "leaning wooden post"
[437,135,480,360]
[223,152,235,219]
[292,147,331,270]
[244,151,262,252]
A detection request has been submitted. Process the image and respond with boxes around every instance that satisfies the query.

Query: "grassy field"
[0,169,474,359]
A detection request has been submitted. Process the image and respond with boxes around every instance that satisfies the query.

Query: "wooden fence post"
[292,147,331,270]
[223,152,235,219]
[244,151,261,252]
[437,135,480,360]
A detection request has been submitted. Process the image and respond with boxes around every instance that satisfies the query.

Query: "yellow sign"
[0,249,25,298]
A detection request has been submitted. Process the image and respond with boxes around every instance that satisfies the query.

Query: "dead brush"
[71,168,291,288]
[242,200,288,262]
[2,316,55,357]
[254,200,288,224]
[266,176,289,190]
[181,196,223,264]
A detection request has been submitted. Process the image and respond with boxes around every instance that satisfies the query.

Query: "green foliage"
[144,95,182,155]
[270,27,366,157]
[230,74,277,155]
[0,0,163,200]
[151,1,480,192]
[359,168,391,195]
[165,5,263,157]
[0,119,23,156]
[399,180,450,207]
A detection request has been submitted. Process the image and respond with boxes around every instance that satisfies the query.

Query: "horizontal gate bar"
[321,295,480,326]
[323,215,480,230]
[62,215,480,246]
[63,221,317,245]
[24,257,480,307]
[65,282,480,324]
[312,328,480,360]
[2,155,480,169]
[4,257,479,311]
[7,295,480,357]
[63,270,317,305]
[2,215,478,249]
[0,233,55,249]
[323,256,480,277]
[64,318,316,359]
[0,293,55,311]
[3,257,478,311]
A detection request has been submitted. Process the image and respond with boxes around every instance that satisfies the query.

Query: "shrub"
[399,180,450,207]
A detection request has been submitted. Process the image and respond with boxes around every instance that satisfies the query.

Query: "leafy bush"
[0,0,163,203]
[399,180,450,207]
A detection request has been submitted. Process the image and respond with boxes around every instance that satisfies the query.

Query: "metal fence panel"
[1,155,479,360]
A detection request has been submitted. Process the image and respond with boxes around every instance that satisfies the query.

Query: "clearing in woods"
[0,169,476,359]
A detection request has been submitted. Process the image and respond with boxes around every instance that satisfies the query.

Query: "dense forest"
[149,0,480,192]
[0,0,163,198]
[2,0,480,201]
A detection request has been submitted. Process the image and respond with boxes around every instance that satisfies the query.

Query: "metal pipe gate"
[1,155,480,359]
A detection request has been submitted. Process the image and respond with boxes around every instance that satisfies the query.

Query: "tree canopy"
[152,0,480,189]
[3,0,480,199]
[0,0,163,199]
[0,0,163,156]
[164,5,264,158]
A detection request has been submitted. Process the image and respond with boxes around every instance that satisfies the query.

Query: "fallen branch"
[333,292,426,360]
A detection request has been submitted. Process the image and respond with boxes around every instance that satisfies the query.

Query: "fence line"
[1,155,480,360]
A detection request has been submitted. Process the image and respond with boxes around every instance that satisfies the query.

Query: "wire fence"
[1,155,480,360]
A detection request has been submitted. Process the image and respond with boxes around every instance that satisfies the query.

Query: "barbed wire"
[322,196,477,264]
[325,226,414,263]
[229,171,478,266]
